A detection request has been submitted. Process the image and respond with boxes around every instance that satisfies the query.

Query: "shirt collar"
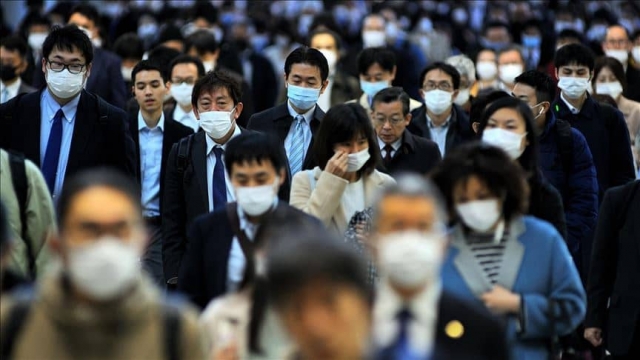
[205,123,242,155]
[1,78,21,93]
[42,88,81,124]
[427,113,452,129]
[560,92,581,114]
[137,111,165,131]
[377,135,402,152]
[173,104,195,122]
[287,100,316,123]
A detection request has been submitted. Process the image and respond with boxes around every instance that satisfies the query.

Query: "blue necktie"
[212,147,226,211]
[42,109,64,194]
[289,115,305,175]
[393,308,420,360]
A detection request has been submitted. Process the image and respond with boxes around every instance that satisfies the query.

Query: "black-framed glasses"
[373,116,405,126]
[46,59,86,74]
[422,81,453,92]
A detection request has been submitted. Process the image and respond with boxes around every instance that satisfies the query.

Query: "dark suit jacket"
[378,130,442,177]
[178,202,323,309]
[247,102,325,171]
[247,52,278,113]
[128,110,193,215]
[0,89,137,181]
[408,104,475,155]
[586,180,640,356]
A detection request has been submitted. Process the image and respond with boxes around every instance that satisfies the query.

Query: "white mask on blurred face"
[605,49,629,65]
[596,81,624,99]
[362,30,386,48]
[318,49,338,73]
[476,61,498,80]
[498,64,524,84]
[454,88,470,106]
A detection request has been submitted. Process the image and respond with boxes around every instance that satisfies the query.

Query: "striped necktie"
[289,115,305,175]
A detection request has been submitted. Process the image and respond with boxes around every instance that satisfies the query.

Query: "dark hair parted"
[284,46,329,82]
[554,43,595,71]
[224,132,287,177]
[308,28,343,51]
[430,142,529,223]
[169,55,206,79]
[56,168,141,230]
[42,25,93,64]
[371,86,410,116]
[69,4,100,25]
[0,36,29,58]
[593,56,628,93]
[191,69,243,108]
[131,59,167,84]
[356,46,396,75]
[185,29,218,55]
[514,70,557,103]
[419,62,461,90]
[113,33,144,61]
[313,103,382,176]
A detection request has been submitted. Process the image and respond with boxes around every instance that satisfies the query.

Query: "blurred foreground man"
[0,169,204,359]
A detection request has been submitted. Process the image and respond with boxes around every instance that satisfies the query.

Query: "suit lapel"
[191,132,209,206]
[128,111,141,183]
[450,225,493,297]
[495,218,526,291]
[21,91,43,164]
[272,103,293,143]
[67,91,96,174]
[302,107,325,169]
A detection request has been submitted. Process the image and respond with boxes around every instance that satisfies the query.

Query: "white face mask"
[362,30,386,48]
[235,177,278,216]
[498,63,524,84]
[632,46,640,63]
[67,237,140,301]
[46,68,85,99]
[346,148,371,172]
[28,33,48,52]
[121,66,132,82]
[203,60,216,73]
[482,128,527,160]
[476,61,498,80]
[605,49,629,65]
[424,89,453,115]
[199,108,236,139]
[377,230,443,289]
[596,81,624,99]
[456,199,501,233]
[558,76,590,99]
[170,83,194,107]
[453,88,470,106]
[318,49,338,73]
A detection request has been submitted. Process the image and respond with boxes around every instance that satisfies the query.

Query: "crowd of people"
[1,1,640,359]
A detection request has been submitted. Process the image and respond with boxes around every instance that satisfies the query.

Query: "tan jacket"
[0,149,55,277]
[618,96,640,167]
[0,269,206,360]
[347,93,423,113]
[290,167,395,234]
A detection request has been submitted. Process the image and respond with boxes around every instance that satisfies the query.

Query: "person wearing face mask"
[248,46,329,176]
[370,174,509,360]
[0,169,205,359]
[167,55,206,132]
[473,49,500,97]
[113,33,145,100]
[520,20,545,71]
[431,143,586,360]
[0,36,36,104]
[497,46,526,91]
[0,25,137,200]
[178,132,320,309]
[445,54,476,114]
[308,29,360,110]
[602,25,640,102]
[290,103,395,234]
[552,43,636,200]
[409,62,474,157]
[593,57,640,173]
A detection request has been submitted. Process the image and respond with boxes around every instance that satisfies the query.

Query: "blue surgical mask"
[360,80,389,99]
[287,83,321,110]
[480,38,509,51]
[521,35,541,48]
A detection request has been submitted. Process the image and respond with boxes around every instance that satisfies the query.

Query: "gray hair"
[445,54,476,83]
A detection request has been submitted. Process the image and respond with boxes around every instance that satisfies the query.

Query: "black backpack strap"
[1,292,34,359]
[226,203,254,259]
[554,118,574,183]
[176,135,193,173]
[162,295,184,360]
[7,151,36,279]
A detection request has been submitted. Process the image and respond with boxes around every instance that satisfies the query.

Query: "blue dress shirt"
[138,111,165,217]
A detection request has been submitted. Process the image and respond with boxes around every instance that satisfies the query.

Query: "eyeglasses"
[171,78,196,85]
[373,116,405,126]
[422,81,453,92]
[604,39,629,47]
[46,59,86,74]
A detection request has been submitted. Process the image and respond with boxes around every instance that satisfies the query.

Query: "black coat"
[586,180,640,356]
[0,89,137,181]
[528,175,568,241]
[408,104,475,155]
[378,130,442,177]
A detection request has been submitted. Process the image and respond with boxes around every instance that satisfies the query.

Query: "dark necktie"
[383,144,394,165]
[42,109,64,194]
[212,147,226,210]
[393,308,417,360]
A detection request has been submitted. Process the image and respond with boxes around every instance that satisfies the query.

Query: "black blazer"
[408,103,475,155]
[586,180,640,356]
[17,82,36,95]
[247,102,325,171]
[178,202,323,309]
[127,110,194,215]
[378,130,442,177]
[0,89,137,181]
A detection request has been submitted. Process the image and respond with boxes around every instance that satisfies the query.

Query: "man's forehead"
[425,69,452,82]
[199,86,231,100]
[50,46,86,61]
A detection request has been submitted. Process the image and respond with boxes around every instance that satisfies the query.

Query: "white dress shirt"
[317,74,334,111]
[378,136,402,159]
[560,92,581,114]
[373,280,442,358]
[172,105,199,132]
[284,100,315,164]
[0,78,22,103]
[138,111,164,217]
[426,114,452,157]
[205,125,241,211]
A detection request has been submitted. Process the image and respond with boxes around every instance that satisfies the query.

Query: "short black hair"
[131,59,167,84]
[356,47,396,75]
[594,56,628,93]
[158,24,184,45]
[42,25,93,64]
[557,29,584,44]
[419,62,461,90]
[191,69,243,108]
[146,45,181,80]
[0,36,29,58]
[224,132,287,177]
[371,86,410,116]
[632,29,640,42]
[313,103,382,176]
[113,33,144,61]
[69,3,100,26]
[430,141,529,224]
[554,43,595,71]
[56,168,141,230]
[284,46,329,82]
[185,29,218,56]
[482,21,511,36]
[308,28,343,51]
[514,70,557,103]
[19,11,51,39]
[169,55,205,79]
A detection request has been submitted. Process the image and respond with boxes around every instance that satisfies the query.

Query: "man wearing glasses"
[602,25,640,102]
[168,55,206,133]
[372,87,441,178]
[0,25,136,200]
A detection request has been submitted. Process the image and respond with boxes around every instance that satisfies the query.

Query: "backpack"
[175,135,194,174]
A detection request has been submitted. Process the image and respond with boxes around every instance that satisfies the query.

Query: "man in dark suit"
[0,25,136,200]
[372,87,441,177]
[247,46,329,176]
[409,62,475,157]
[1,35,37,104]
[371,174,509,359]
[585,180,640,360]
[178,132,318,308]
[167,55,206,133]
[128,60,193,286]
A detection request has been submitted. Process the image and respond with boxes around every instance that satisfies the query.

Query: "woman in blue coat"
[431,142,586,360]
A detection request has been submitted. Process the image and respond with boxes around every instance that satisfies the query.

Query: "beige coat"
[347,93,424,113]
[290,167,396,234]
[617,96,640,167]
